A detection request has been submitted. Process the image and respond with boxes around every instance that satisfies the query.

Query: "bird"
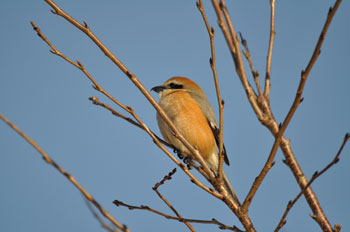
[151,76,239,204]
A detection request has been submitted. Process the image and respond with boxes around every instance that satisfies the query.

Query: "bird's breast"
[157,91,216,161]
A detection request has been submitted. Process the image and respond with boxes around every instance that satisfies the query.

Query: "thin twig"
[196,0,226,196]
[152,169,195,232]
[0,114,127,232]
[264,0,276,98]
[281,0,342,137]
[242,78,307,212]
[275,133,349,232]
[211,0,263,121]
[88,96,175,150]
[153,168,177,190]
[238,32,262,97]
[303,0,342,82]
[220,0,257,98]
[30,21,128,113]
[113,200,243,232]
[84,198,119,232]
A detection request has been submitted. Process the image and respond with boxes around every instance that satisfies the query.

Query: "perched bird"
[152,76,239,203]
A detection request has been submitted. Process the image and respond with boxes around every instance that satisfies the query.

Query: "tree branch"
[88,96,175,150]
[152,169,195,232]
[84,198,120,232]
[264,0,276,98]
[211,0,343,230]
[275,133,349,232]
[239,32,262,97]
[113,200,243,232]
[196,0,226,196]
[0,114,127,232]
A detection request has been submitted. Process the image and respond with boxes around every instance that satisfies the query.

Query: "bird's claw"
[174,148,184,160]
[183,155,194,169]
[183,155,193,164]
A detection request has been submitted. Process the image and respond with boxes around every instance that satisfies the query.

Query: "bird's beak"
[151,85,166,93]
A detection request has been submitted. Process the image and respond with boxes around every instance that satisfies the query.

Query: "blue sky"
[1,0,349,231]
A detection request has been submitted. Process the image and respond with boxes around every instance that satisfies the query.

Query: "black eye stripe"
[169,83,183,89]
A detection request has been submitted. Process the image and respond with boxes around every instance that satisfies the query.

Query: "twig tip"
[30,21,36,28]
[89,96,98,103]
[83,21,89,29]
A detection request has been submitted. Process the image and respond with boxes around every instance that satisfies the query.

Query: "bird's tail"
[206,155,240,204]
[222,170,241,205]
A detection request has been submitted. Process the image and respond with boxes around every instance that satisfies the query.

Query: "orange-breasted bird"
[152,76,239,203]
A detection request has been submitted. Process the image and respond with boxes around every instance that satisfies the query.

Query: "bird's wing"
[190,90,230,166]
[208,120,230,166]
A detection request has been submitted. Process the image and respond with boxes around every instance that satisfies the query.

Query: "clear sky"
[1,0,349,231]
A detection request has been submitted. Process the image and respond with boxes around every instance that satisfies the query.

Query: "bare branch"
[196,0,225,195]
[264,0,276,98]
[88,97,175,150]
[276,3,342,229]
[211,0,343,230]
[303,0,342,81]
[153,168,177,190]
[30,21,128,112]
[113,200,243,232]
[275,133,349,232]
[0,114,127,232]
[152,169,195,232]
[243,0,342,222]
[283,0,342,138]
[84,198,120,232]
[211,0,264,125]
[238,32,262,97]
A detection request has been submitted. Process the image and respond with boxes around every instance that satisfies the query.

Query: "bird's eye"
[169,83,183,89]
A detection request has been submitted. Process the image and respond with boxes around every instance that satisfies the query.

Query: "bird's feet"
[174,148,184,160]
[183,155,194,170]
